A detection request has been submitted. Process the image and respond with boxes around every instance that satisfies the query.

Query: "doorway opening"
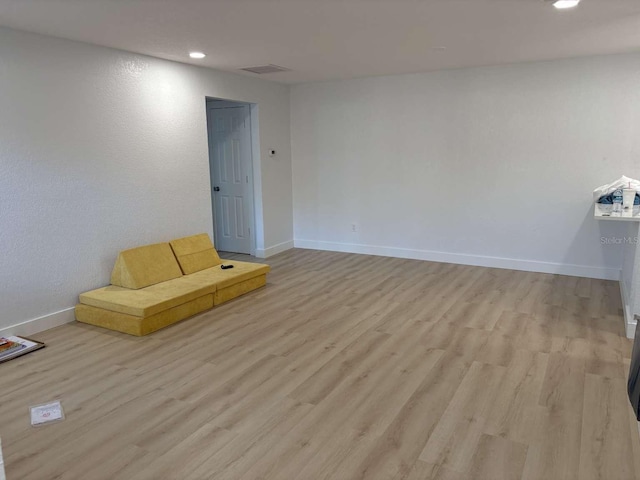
[205,98,257,256]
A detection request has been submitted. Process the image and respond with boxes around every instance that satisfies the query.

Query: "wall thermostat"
[268,148,276,157]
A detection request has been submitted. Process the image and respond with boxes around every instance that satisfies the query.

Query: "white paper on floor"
[30,400,65,427]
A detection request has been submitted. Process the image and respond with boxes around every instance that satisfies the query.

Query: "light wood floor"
[1,248,639,480]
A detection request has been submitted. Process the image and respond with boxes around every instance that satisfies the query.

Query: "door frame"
[205,98,257,255]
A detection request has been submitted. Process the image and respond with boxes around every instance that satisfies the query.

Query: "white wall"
[291,54,640,280]
[0,27,293,334]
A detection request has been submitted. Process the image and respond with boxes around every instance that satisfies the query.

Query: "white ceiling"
[1,0,639,84]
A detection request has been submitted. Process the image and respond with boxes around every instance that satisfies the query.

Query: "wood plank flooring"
[1,248,639,479]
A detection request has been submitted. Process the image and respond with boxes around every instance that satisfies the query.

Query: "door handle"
[214,186,220,192]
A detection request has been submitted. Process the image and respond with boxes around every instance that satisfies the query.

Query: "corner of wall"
[255,240,294,258]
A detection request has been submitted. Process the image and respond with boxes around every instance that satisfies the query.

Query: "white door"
[208,104,254,254]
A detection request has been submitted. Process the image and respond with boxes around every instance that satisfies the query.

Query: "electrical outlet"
[351,223,358,232]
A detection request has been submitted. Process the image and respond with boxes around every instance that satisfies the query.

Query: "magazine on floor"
[0,336,45,364]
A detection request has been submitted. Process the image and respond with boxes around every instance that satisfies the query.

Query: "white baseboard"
[255,240,294,259]
[620,275,637,339]
[0,307,76,338]
[294,239,621,281]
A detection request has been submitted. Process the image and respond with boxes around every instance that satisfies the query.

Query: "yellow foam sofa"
[74,233,270,336]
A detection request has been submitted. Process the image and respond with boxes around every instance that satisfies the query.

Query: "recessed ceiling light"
[551,0,580,9]
[189,52,206,59]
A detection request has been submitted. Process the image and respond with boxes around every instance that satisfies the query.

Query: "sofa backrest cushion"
[110,243,184,289]
[169,233,222,274]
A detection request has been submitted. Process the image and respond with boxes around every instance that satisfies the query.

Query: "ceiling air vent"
[240,64,290,74]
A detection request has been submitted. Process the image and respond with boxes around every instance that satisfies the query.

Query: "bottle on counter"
[613,188,623,216]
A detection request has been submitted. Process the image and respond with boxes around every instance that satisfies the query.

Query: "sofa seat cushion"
[170,234,222,274]
[215,274,267,305]
[111,242,183,289]
[79,275,216,317]
[187,260,270,290]
[75,295,214,336]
